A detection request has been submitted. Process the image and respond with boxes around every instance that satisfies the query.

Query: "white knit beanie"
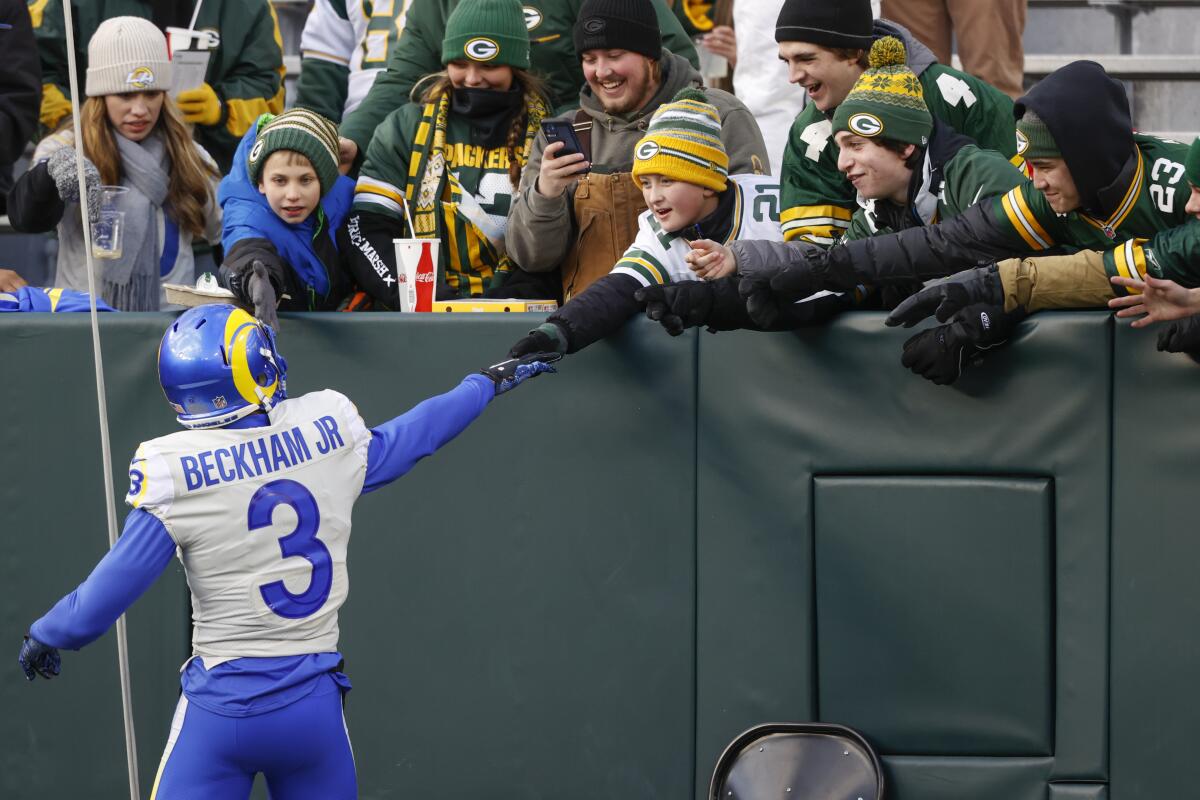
[86,16,173,97]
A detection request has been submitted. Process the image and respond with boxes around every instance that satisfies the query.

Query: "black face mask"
[451,86,525,147]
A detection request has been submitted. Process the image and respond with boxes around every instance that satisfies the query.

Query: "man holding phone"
[506,0,769,301]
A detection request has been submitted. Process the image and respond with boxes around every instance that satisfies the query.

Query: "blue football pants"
[150,675,356,799]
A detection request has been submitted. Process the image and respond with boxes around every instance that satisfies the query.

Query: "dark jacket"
[0,0,41,212]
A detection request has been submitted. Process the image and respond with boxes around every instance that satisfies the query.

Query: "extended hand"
[247,260,280,332]
[0,269,28,292]
[18,635,60,681]
[684,239,735,280]
[900,303,1018,386]
[482,352,561,395]
[509,322,567,358]
[886,265,1003,327]
[177,83,222,127]
[1109,274,1200,328]
[1156,315,1200,355]
[635,281,713,336]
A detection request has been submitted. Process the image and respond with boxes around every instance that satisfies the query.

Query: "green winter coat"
[780,21,1016,248]
[31,0,284,169]
[338,0,699,158]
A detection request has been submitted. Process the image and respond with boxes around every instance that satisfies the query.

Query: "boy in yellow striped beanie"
[504,87,784,359]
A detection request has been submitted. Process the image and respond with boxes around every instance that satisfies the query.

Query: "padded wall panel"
[696,313,1111,795]
[814,477,1053,755]
[883,756,1053,800]
[1110,321,1200,800]
[0,314,698,800]
[0,315,188,797]
[1049,784,1108,799]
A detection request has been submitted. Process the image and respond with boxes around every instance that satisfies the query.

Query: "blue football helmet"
[158,304,287,429]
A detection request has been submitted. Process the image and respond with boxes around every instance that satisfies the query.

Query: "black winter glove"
[221,241,287,329]
[508,322,567,358]
[878,281,926,312]
[45,147,101,223]
[886,265,1004,327]
[635,281,714,336]
[900,303,1019,386]
[18,634,60,681]
[1156,315,1200,356]
[482,352,561,395]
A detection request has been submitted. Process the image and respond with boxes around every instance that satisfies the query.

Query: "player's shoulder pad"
[125,442,175,513]
[288,389,372,460]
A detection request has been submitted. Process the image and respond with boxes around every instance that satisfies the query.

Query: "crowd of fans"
[1,0,1198,385]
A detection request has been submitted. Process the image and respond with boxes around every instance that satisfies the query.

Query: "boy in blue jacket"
[219,109,357,324]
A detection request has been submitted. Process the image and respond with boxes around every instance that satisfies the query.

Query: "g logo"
[125,66,156,89]
[465,37,499,61]
[847,113,883,137]
[1015,129,1029,155]
[635,140,659,160]
[582,17,606,34]
[249,139,265,164]
[523,6,543,30]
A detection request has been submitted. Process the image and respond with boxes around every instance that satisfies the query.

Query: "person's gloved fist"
[1156,315,1200,355]
[899,303,1018,386]
[45,147,102,222]
[635,281,713,336]
[18,635,60,681]
[886,265,1004,327]
[482,352,561,395]
[738,276,784,329]
[509,322,567,358]
[247,260,280,332]
[177,83,223,126]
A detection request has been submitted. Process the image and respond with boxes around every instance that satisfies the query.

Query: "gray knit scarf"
[101,132,170,310]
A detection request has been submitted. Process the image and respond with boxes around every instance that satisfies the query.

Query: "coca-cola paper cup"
[392,239,438,312]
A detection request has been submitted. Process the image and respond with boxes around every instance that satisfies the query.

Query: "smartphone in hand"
[540,120,589,171]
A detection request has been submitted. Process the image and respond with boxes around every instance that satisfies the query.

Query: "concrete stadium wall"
[0,312,1195,799]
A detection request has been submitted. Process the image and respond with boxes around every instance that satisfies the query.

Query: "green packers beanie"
[573,0,662,61]
[442,0,530,70]
[831,37,932,147]
[775,0,874,49]
[1185,136,1200,186]
[1015,111,1061,160]
[246,109,341,197]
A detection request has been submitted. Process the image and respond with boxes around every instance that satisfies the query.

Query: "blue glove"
[481,352,561,395]
[18,635,60,681]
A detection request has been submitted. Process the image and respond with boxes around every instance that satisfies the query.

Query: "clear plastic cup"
[91,186,128,260]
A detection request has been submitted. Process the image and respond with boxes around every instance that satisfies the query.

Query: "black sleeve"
[0,0,40,166]
[218,237,287,303]
[343,210,405,310]
[816,202,1031,291]
[548,273,644,353]
[6,160,64,232]
[704,276,854,332]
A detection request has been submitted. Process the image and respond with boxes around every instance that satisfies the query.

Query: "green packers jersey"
[986,135,1194,292]
[781,63,1017,246]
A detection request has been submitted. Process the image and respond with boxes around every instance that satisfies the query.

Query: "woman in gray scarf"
[8,16,221,311]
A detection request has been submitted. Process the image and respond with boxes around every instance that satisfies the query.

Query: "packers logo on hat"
[1015,129,1030,155]
[465,37,500,61]
[582,17,606,34]
[524,6,543,30]
[848,113,883,137]
[249,139,265,164]
[125,66,156,89]
[635,141,660,160]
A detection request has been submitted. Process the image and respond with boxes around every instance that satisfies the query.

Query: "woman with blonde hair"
[343,0,551,307]
[8,16,221,310]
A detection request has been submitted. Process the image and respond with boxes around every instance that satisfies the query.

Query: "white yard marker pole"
[60,3,141,799]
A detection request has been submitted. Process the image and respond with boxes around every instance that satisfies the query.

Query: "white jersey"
[127,390,371,664]
[300,0,415,117]
[612,174,784,287]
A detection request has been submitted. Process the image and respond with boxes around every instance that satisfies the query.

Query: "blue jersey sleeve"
[362,373,495,494]
[29,508,177,650]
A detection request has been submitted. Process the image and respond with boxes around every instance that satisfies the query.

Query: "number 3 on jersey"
[248,479,332,619]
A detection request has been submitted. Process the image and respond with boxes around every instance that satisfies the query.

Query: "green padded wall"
[1110,320,1200,800]
[695,313,1112,799]
[1,310,1195,800]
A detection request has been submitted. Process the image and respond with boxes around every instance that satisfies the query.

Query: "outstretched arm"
[29,509,177,651]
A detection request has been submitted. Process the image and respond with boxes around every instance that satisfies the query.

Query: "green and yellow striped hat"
[832,36,932,147]
[631,88,729,193]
